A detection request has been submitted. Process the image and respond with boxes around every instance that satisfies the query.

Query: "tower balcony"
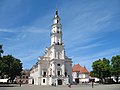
[50,31,62,36]
[57,75,63,77]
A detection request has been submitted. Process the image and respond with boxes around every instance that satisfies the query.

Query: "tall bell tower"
[29,9,73,86]
[51,9,62,46]
[48,9,65,60]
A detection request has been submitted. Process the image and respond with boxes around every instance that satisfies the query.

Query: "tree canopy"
[0,55,22,81]
[91,58,111,79]
[91,55,120,83]
[111,55,120,83]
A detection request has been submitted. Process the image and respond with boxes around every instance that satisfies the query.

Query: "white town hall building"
[29,9,73,85]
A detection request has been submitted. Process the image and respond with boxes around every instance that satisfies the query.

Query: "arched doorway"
[58,79,62,85]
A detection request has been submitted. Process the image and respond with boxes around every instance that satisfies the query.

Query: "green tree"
[0,55,22,82]
[111,55,120,83]
[0,58,8,78]
[90,71,96,77]
[0,44,4,78]
[91,58,111,83]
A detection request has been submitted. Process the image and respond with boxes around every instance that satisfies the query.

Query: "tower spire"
[51,9,62,46]
[56,9,58,16]
[55,4,59,16]
[54,8,59,19]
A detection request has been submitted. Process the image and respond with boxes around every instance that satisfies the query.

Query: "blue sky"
[0,0,120,71]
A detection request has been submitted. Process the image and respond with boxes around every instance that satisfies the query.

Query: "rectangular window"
[43,72,46,77]
[58,71,60,76]
[22,76,25,78]
[43,79,45,83]
[77,72,79,77]
[26,76,28,78]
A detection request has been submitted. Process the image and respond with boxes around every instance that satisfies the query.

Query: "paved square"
[0,84,120,90]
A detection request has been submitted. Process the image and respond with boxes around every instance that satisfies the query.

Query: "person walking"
[92,81,94,88]
[19,80,22,87]
[68,83,71,88]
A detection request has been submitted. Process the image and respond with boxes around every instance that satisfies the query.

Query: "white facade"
[29,10,73,85]
[72,64,89,83]
[72,72,89,83]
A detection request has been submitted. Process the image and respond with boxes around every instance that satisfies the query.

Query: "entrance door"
[58,79,62,85]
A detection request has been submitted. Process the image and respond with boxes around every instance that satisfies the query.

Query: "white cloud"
[75,47,120,62]
[25,27,49,34]
[72,47,120,70]
[72,42,103,52]
[0,28,16,33]
[16,48,45,69]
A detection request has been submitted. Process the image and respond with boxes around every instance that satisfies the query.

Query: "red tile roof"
[72,64,89,74]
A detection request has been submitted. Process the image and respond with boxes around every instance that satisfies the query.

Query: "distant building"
[14,70,30,84]
[29,9,73,85]
[72,64,89,83]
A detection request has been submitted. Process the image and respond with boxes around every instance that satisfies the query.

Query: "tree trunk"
[116,76,119,84]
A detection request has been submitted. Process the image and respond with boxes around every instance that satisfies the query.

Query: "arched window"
[57,71,61,76]
[57,31,59,33]
[57,20,59,23]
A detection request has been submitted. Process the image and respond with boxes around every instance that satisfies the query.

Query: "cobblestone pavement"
[0,84,120,90]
